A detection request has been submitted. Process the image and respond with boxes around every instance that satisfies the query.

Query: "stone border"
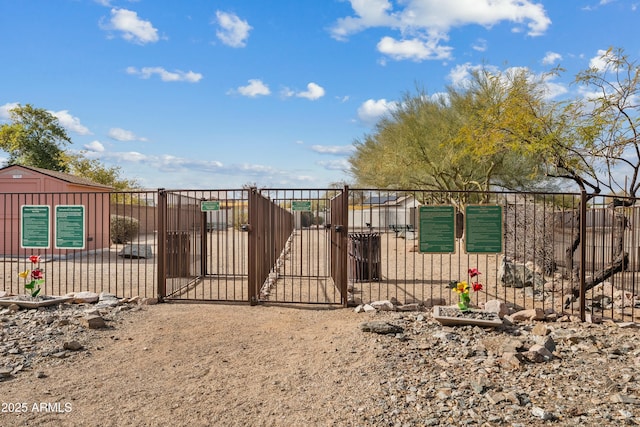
[432,305,504,327]
[0,295,73,308]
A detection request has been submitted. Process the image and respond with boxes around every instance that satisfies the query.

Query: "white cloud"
[318,159,350,171]
[296,83,326,100]
[126,66,203,82]
[589,49,616,71]
[215,11,252,47]
[310,145,355,155]
[0,103,90,135]
[357,99,397,125]
[108,127,147,142]
[102,8,159,45]
[331,0,551,62]
[472,38,488,52]
[447,62,499,88]
[50,110,92,135]
[542,51,562,65]
[0,102,19,120]
[84,141,105,152]
[234,79,271,97]
[377,35,452,61]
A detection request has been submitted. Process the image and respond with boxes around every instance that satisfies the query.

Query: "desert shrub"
[110,215,139,244]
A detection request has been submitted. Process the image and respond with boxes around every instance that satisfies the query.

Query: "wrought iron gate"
[158,187,348,306]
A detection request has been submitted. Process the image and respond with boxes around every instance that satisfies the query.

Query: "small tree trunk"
[571,208,629,295]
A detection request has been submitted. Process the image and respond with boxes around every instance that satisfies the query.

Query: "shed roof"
[0,164,114,190]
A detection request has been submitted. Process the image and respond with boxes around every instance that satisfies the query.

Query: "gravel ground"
[1,299,640,426]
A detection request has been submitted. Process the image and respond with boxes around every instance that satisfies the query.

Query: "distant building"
[0,165,112,256]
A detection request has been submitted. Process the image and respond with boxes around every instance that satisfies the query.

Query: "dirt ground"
[1,302,382,427]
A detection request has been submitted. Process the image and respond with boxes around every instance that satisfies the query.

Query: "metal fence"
[1,187,639,321]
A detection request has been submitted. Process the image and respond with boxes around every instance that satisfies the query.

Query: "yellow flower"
[455,281,469,294]
[18,270,30,279]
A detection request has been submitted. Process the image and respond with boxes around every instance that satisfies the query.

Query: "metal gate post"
[248,187,258,305]
[200,200,207,276]
[340,185,349,306]
[157,189,167,300]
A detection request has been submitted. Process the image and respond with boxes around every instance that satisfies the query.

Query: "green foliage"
[1,104,139,190]
[66,153,140,190]
[348,81,547,200]
[110,215,140,244]
[0,104,70,171]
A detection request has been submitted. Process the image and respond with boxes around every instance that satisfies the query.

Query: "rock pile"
[0,292,156,380]
[356,300,640,426]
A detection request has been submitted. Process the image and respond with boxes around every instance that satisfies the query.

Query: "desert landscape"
[2,298,640,426]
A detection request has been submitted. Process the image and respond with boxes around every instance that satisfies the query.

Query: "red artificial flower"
[468,268,481,278]
[31,268,44,280]
[472,282,483,292]
[29,255,41,264]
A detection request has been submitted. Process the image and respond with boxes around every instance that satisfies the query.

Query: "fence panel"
[2,187,639,321]
[1,190,158,299]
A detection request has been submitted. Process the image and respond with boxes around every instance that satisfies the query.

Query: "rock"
[79,315,106,329]
[8,303,20,313]
[359,321,403,335]
[96,292,120,308]
[0,367,12,378]
[531,323,550,336]
[531,406,555,421]
[423,298,446,307]
[510,308,545,322]
[610,394,639,404]
[72,291,100,304]
[498,257,545,289]
[370,300,395,311]
[139,297,158,306]
[118,244,153,259]
[396,303,423,312]
[523,344,554,362]
[0,291,9,298]
[63,341,83,351]
[483,299,508,318]
[363,304,376,313]
[499,352,524,369]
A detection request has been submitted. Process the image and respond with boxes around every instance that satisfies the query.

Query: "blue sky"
[1,0,638,190]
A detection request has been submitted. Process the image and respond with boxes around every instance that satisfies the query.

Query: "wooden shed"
[0,165,113,256]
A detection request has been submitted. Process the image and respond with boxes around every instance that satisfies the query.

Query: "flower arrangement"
[18,255,44,298]
[450,268,483,311]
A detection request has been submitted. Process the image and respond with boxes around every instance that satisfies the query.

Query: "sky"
[1,0,639,190]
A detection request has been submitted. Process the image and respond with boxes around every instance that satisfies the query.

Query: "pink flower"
[31,268,43,280]
[29,255,41,264]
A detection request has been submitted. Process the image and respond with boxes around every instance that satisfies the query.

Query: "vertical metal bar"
[579,189,587,321]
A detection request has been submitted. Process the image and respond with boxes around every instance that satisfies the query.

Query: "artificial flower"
[31,268,44,280]
[29,255,41,264]
[468,268,481,278]
[455,281,469,294]
[18,270,30,279]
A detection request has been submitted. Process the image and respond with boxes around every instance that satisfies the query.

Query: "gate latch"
[240,224,252,232]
